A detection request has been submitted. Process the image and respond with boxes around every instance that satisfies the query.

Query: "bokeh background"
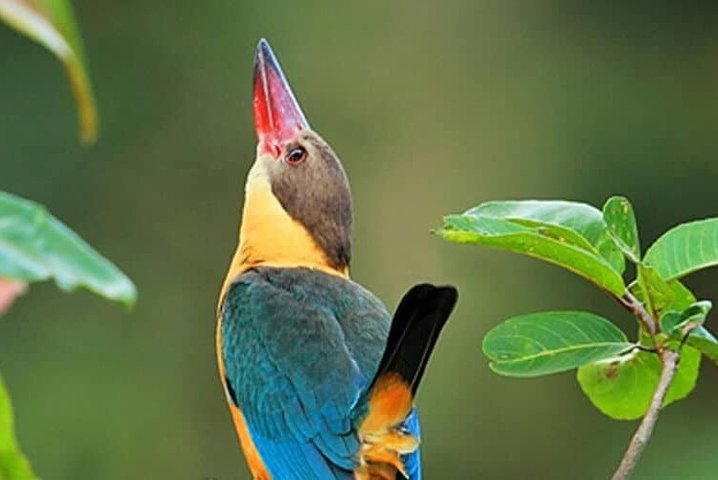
[2,1,718,479]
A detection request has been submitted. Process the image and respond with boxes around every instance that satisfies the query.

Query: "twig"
[610,348,680,480]
[622,291,658,336]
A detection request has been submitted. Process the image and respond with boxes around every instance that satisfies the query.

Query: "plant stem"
[611,348,680,480]
[623,291,657,336]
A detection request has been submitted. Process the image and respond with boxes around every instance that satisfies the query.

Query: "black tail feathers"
[370,284,458,395]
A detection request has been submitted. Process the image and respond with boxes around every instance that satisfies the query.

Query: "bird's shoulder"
[222,266,386,315]
[220,265,392,411]
[221,267,391,370]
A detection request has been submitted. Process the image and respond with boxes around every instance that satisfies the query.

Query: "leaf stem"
[611,347,679,480]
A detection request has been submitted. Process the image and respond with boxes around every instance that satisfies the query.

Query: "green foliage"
[603,196,640,263]
[0,374,36,480]
[644,219,718,281]
[0,192,136,306]
[483,311,634,377]
[461,200,624,270]
[659,301,712,335]
[683,329,718,365]
[438,201,626,295]
[0,6,130,479]
[577,345,701,420]
[660,302,718,366]
[0,0,97,142]
[439,196,718,420]
[632,266,696,318]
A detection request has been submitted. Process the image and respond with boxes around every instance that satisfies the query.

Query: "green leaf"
[0,191,136,306]
[659,312,686,337]
[603,196,640,262]
[439,214,626,295]
[660,301,712,336]
[482,311,634,377]
[685,327,718,366]
[659,302,718,366]
[630,270,696,318]
[577,345,701,420]
[644,218,718,281]
[0,0,97,143]
[463,200,625,272]
[0,373,36,480]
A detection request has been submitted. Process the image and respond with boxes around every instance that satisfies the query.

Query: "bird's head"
[241,39,352,274]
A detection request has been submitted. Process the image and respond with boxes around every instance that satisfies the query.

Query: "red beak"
[253,39,310,157]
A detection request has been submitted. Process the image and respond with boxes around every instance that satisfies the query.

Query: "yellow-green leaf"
[0,0,97,143]
[577,345,701,420]
[0,373,36,480]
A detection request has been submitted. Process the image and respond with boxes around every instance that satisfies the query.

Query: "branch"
[622,291,658,336]
[611,348,679,480]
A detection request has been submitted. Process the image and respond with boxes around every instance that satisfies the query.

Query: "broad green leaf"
[464,200,625,273]
[0,192,136,306]
[439,215,626,295]
[577,345,701,420]
[482,311,634,377]
[603,196,640,262]
[0,373,36,480]
[0,0,97,143]
[644,218,718,281]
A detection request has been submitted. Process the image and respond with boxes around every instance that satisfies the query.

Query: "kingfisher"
[216,39,458,480]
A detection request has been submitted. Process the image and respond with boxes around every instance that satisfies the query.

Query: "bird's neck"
[221,164,349,297]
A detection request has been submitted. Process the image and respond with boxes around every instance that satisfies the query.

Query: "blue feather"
[222,267,414,479]
[402,409,422,480]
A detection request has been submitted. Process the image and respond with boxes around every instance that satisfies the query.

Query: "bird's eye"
[285,146,307,166]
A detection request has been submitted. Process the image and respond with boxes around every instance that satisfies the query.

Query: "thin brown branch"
[612,292,633,311]
[623,290,658,336]
[611,348,679,480]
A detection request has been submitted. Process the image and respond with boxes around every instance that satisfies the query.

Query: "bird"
[216,38,458,480]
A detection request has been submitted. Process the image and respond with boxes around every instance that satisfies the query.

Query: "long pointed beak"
[253,39,310,157]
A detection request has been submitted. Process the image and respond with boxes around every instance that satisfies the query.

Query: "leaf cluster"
[439,196,718,420]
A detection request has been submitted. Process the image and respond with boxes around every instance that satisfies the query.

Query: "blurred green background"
[2,1,718,479]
